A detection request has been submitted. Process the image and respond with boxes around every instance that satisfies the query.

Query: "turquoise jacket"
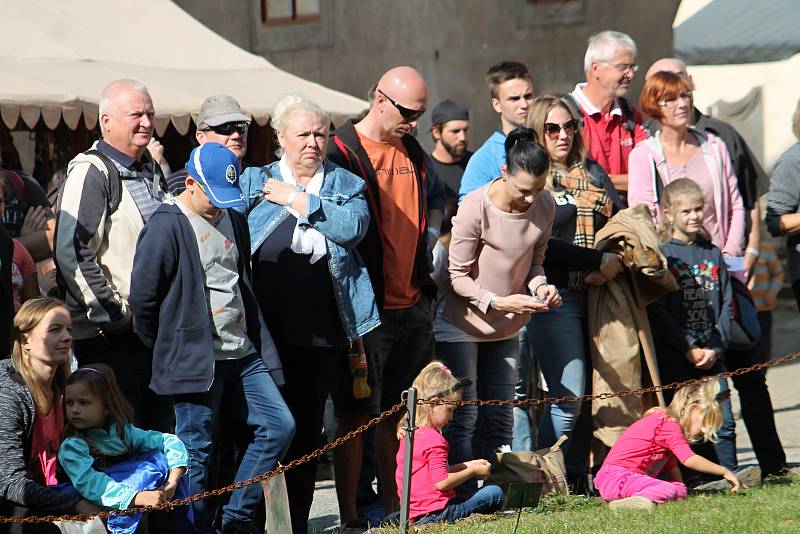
[237,160,380,341]
[58,423,188,510]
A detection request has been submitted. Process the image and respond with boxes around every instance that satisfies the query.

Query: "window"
[261,0,321,24]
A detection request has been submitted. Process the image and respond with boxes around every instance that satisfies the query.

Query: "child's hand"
[695,348,718,370]
[159,480,178,501]
[133,490,164,507]
[723,469,744,494]
[465,459,492,479]
[685,347,705,365]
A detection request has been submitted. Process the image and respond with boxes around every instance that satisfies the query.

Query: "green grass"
[373,475,800,533]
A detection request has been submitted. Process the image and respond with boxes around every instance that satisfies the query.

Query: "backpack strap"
[82,149,122,216]
[560,93,585,129]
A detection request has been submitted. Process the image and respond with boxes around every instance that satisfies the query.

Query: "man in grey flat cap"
[167,94,251,195]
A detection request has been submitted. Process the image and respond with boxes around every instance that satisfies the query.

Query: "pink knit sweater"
[444,180,554,339]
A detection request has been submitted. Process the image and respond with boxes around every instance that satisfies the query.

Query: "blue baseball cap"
[186,142,244,208]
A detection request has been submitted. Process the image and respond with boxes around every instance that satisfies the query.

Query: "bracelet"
[489,295,497,310]
[427,226,441,240]
[745,247,760,257]
[532,282,548,298]
[286,189,299,207]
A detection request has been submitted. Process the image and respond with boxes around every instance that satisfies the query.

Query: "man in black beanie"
[429,99,471,225]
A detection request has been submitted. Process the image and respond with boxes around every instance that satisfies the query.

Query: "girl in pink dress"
[594,380,742,510]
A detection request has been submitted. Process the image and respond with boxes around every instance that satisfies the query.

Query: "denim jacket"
[237,160,380,341]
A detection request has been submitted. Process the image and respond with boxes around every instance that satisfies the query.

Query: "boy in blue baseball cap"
[129,142,294,532]
[183,141,246,216]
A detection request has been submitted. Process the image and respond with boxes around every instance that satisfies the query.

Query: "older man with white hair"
[563,30,650,199]
[54,78,172,432]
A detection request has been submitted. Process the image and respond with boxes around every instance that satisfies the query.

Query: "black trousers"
[73,330,174,433]
[725,346,787,476]
[278,343,344,534]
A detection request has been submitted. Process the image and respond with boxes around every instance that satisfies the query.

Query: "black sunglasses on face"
[543,119,578,140]
[377,89,425,122]
[202,121,249,136]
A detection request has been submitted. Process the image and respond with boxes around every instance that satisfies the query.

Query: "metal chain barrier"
[1,350,797,525]
[420,351,800,408]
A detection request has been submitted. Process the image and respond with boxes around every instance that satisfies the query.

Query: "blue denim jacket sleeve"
[301,180,370,249]
[235,166,267,215]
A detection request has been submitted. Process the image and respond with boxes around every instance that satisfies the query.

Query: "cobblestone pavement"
[307,298,800,533]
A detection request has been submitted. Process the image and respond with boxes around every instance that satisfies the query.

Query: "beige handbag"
[488,435,569,495]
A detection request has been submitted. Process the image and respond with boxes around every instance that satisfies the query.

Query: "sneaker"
[608,496,656,511]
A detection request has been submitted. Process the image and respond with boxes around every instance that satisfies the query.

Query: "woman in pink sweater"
[627,71,745,257]
[440,128,558,493]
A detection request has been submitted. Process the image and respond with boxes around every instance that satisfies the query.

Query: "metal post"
[399,387,418,534]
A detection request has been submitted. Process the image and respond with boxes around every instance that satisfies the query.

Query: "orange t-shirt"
[356,131,422,309]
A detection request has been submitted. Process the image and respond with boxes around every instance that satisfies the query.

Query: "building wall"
[175,0,679,151]
[689,55,800,171]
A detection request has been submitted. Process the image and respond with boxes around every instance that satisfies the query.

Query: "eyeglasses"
[543,119,579,140]
[202,121,249,136]
[377,89,425,122]
[658,92,693,108]
[602,62,639,74]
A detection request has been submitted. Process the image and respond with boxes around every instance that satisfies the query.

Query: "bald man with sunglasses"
[327,66,445,528]
[167,95,252,195]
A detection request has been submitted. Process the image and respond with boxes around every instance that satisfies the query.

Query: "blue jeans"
[526,288,590,473]
[174,354,295,533]
[438,338,519,463]
[512,327,534,452]
[714,378,738,471]
[415,484,504,524]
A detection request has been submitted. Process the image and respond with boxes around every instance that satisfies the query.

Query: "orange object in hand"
[349,339,371,399]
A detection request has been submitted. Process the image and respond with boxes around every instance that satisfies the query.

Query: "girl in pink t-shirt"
[595,380,742,510]
[394,362,503,525]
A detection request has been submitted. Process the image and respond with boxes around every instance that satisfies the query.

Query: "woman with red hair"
[628,71,745,257]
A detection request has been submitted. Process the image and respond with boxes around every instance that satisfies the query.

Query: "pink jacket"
[627,129,745,256]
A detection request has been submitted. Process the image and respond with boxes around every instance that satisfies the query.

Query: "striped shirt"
[766,142,800,283]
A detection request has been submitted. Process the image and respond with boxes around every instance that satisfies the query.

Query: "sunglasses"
[377,89,425,122]
[543,119,578,140]
[202,121,249,136]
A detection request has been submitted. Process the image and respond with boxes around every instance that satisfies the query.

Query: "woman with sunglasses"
[237,94,378,533]
[440,127,558,497]
[521,96,624,492]
[628,71,745,258]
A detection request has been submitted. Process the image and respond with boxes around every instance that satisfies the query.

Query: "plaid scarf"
[549,161,614,290]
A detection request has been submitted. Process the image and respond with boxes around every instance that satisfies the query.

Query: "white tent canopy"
[0,0,367,135]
